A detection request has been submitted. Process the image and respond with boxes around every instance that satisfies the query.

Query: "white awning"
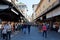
[46,7,60,18]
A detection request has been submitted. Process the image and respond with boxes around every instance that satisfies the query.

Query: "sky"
[18,0,40,17]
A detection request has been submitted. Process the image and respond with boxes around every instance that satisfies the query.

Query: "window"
[48,0,50,2]
[22,6,24,7]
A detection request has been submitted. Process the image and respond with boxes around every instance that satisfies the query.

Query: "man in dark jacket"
[28,25,31,34]
[23,23,27,34]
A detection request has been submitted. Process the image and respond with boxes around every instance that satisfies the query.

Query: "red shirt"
[42,25,47,31]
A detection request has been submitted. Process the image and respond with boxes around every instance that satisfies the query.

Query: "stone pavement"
[0,31,19,40]
[11,26,60,40]
[0,26,60,40]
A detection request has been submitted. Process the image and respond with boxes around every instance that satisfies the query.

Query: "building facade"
[15,2,28,18]
[32,4,38,21]
[35,0,60,30]
[35,0,60,18]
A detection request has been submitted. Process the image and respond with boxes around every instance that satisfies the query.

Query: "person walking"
[2,23,7,40]
[20,24,22,31]
[28,25,31,34]
[15,24,18,31]
[23,23,27,34]
[42,23,47,38]
[46,23,49,30]
[0,24,2,38]
[6,22,11,40]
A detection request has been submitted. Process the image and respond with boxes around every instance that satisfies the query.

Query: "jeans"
[43,30,47,38]
[0,29,2,38]
[2,34,7,40]
[7,31,11,40]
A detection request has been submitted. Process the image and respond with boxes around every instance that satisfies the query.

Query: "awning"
[46,7,60,18]
[0,5,9,9]
[0,8,20,22]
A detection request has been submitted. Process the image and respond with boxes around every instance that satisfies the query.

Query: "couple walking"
[2,22,11,40]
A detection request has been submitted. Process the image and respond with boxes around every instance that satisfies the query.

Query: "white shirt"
[2,24,7,34]
[6,24,11,31]
[2,29,7,34]
[15,25,17,29]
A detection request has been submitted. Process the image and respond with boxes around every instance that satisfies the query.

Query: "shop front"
[46,6,60,31]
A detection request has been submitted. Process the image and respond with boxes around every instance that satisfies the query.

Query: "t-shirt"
[2,29,7,34]
[4,24,11,32]
[42,25,47,31]
[15,25,18,29]
[6,24,11,31]
[2,24,7,34]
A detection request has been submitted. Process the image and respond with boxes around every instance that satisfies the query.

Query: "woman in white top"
[2,23,7,40]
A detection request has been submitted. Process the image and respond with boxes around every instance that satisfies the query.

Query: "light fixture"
[11,9,19,15]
